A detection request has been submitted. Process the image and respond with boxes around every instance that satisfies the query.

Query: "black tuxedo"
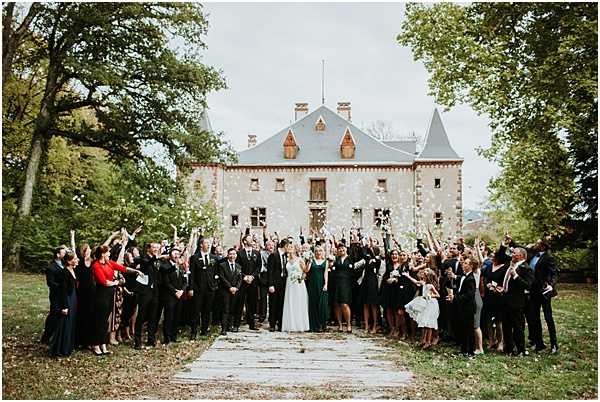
[455,272,476,355]
[234,248,261,329]
[134,254,162,347]
[41,260,65,344]
[190,251,219,335]
[160,260,185,343]
[528,252,558,348]
[501,261,534,354]
[217,260,243,332]
[439,257,463,339]
[267,250,288,330]
[257,250,271,323]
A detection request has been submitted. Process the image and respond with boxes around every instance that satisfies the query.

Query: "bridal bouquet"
[289,269,306,284]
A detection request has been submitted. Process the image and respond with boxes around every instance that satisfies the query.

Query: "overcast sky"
[199,2,500,210]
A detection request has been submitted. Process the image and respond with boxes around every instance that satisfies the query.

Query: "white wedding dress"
[281,258,310,332]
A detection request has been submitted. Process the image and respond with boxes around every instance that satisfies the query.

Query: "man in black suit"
[528,239,559,353]
[189,238,219,338]
[41,246,68,344]
[217,248,243,335]
[439,244,463,341]
[134,243,162,349]
[160,248,185,344]
[447,258,475,356]
[267,239,289,331]
[233,234,261,331]
[500,247,534,356]
[258,240,275,324]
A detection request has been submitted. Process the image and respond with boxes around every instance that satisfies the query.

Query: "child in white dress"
[403,269,440,349]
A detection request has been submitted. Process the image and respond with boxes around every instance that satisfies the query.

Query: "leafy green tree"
[398,3,597,239]
[3,2,234,270]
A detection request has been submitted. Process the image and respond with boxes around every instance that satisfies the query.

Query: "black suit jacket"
[236,248,261,279]
[531,252,558,296]
[45,261,65,312]
[455,272,476,315]
[504,262,534,309]
[217,260,243,293]
[190,252,219,292]
[137,254,161,296]
[160,260,185,302]
[267,250,287,288]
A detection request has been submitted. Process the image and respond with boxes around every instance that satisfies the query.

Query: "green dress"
[306,260,329,331]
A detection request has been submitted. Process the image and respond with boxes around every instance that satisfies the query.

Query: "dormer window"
[340,127,356,159]
[283,128,299,159]
[377,179,387,192]
[315,116,326,131]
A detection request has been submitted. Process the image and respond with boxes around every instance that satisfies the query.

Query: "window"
[193,179,203,192]
[250,207,266,227]
[434,178,441,189]
[275,178,285,191]
[310,179,326,201]
[230,215,239,227]
[352,208,363,229]
[374,208,391,228]
[315,116,326,131]
[377,179,387,192]
[250,178,259,191]
[435,212,443,225]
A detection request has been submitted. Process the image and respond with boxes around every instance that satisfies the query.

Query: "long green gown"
[306,259,329,332]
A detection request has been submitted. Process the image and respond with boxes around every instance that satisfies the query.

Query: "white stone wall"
[188,163,462,248]
[415,163,462,241]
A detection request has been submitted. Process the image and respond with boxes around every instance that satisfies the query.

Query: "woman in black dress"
[49,252,78,357]
[483,251,508,351]
[333,243,356,333]
[398,251,417,341]
[75,242,95,349]
[360,246,384,334]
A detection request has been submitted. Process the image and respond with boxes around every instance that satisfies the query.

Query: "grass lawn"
[2,272,598,399]
[2,272,215,400]
[382,283,598,399]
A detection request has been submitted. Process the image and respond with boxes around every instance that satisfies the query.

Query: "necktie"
[204,254,209,266]
[502,265,513,293]
[230,263,235,272]
[281,254,286,277]
[458,276,465,293]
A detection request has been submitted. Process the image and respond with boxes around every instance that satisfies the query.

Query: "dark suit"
[217,260,243,332]
[257,250,271,323]
[455,272,476,355]
[234,248,261,329]
[267,250,287,330]
[134,254,161,347]
[41,260,65,344]
[528,252,558,348]
[440,257,462,340]
[501,261,534,355]
[190,251,219,335]
[160,260,185,343]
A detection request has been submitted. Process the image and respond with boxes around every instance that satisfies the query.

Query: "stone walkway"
[173,328,412,399]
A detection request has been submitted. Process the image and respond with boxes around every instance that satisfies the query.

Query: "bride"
[281,244,310,332]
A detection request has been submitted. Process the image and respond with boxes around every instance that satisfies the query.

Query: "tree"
[3,3,235,270]
[397,3,597,239]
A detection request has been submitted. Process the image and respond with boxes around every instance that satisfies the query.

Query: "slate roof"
[416,108,461,160]
[232,105,460,166]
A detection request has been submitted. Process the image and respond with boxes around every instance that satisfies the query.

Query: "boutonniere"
[214,275,219,279]
[349,264,353,269]
[399,285,404,289]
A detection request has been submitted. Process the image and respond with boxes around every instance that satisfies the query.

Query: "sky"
[198,2,500,210]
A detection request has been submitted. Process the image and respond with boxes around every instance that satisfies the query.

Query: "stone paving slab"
[173,329,412,391]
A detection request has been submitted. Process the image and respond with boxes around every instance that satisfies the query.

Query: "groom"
[267,239,289,331]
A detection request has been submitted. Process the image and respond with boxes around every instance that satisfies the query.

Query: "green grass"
[2,272,215,400]
[2,273,597,399]
[382,283,598,399]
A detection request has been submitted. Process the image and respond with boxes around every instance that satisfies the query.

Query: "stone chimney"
[337,102,351,121]
[294,102,309,121]
[247,134,257,148]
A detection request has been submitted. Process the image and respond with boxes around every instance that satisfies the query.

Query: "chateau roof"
[236,105,415,166]
[416,108,461,161]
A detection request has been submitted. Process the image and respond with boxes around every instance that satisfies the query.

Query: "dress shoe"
[551,345,559,354]
[232,327,239,333]
[200,330,208,336]
[249,326,259,331]
[534,344,547,352]
[268,327,275,332]
[220,330,227,336]
[147,342,156,347]
[190,333,197,341]
[133,343,142,350]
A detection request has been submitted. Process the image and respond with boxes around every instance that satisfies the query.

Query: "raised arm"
[116,230,128,265]
[102,230,120,247]
[170,224,178,247]
[70,229,76,254]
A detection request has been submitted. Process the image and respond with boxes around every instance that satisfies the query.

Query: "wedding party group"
[41,222,559,359]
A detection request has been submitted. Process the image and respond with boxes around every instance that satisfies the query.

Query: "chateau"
[189,102,463,247]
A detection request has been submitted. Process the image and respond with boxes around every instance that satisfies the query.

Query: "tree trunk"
[2,3,16,88]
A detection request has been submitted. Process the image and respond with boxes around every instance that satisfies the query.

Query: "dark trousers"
[162,297,182,342]
[438,299,455,340]
[191,288,215,334]
[257,285,268,322]
[457,310,474,355]
[135,290,159,346]
[220,290,238,331]
[268,283,286,330]
[529,293,557,347]
[92,286,115,345]
[233,282,257,328]
[503,304,526,354]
